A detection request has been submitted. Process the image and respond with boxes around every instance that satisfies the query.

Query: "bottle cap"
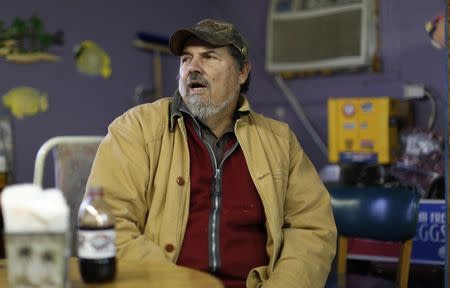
[87,186,104,196]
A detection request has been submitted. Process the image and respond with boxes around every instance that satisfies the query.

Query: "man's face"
[178,37,248,120]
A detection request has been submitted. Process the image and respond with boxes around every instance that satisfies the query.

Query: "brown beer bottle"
[77,187,116,283]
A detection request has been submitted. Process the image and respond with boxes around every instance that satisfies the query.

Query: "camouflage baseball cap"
[169,19,248,58]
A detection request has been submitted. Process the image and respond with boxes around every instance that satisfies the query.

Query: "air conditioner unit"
[266,0,377,73]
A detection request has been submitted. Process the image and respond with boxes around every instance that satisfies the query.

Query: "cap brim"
[169,28,228,56]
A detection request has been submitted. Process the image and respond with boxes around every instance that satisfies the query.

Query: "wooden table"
[0,258,224,287]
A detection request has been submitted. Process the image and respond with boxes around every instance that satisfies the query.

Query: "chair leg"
[396,239,413,288]
[337,236,348,274]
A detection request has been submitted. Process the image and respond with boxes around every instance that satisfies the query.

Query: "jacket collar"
[169,90,251,131]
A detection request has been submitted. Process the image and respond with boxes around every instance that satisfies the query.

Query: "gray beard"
[184,93,235,121]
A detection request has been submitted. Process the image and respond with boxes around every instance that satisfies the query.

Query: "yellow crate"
[328,97,410,164]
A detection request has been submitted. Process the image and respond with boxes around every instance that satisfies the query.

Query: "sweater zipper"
[210,168,221,272]
[208,142,238,273]
[188,116,239,273]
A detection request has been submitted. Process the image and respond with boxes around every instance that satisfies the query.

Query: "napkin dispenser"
[1,184,70,288]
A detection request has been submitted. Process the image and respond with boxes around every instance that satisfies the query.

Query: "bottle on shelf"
[77,186,116,283]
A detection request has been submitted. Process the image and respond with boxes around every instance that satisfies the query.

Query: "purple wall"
[214,0,447,170]
[0,0,447,185]
[0,1,221,185]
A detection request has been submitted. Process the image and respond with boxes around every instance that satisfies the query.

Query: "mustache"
[187,72,208,87]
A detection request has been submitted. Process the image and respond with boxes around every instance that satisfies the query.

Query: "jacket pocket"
[271,161,288,194]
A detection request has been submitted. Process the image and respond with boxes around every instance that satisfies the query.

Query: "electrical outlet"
[403,84,425,99]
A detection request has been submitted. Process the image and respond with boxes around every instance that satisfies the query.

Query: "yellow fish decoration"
[73,40,112,79]
[2,86,48,119]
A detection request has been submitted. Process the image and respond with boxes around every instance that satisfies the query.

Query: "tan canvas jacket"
[87,95,337,288]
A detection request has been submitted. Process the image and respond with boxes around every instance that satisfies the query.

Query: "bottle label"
[78,229,115,259]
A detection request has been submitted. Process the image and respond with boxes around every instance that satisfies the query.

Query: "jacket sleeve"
[86,116,171,263]
[262,131,337,287]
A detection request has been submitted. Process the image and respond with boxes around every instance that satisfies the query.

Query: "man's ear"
[239,61,251,85]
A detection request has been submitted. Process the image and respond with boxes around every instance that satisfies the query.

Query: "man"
[87,19,336,287]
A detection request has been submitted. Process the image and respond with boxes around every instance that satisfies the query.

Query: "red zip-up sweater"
[177,117,269,288]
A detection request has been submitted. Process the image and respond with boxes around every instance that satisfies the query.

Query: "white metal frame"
[266,0,377,72]
[33,136,104,186]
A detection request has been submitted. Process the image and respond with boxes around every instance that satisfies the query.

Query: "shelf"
[2,52,60,64]
[133,40,171,54]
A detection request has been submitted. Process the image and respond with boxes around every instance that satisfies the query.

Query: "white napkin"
[1,184,69,233]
